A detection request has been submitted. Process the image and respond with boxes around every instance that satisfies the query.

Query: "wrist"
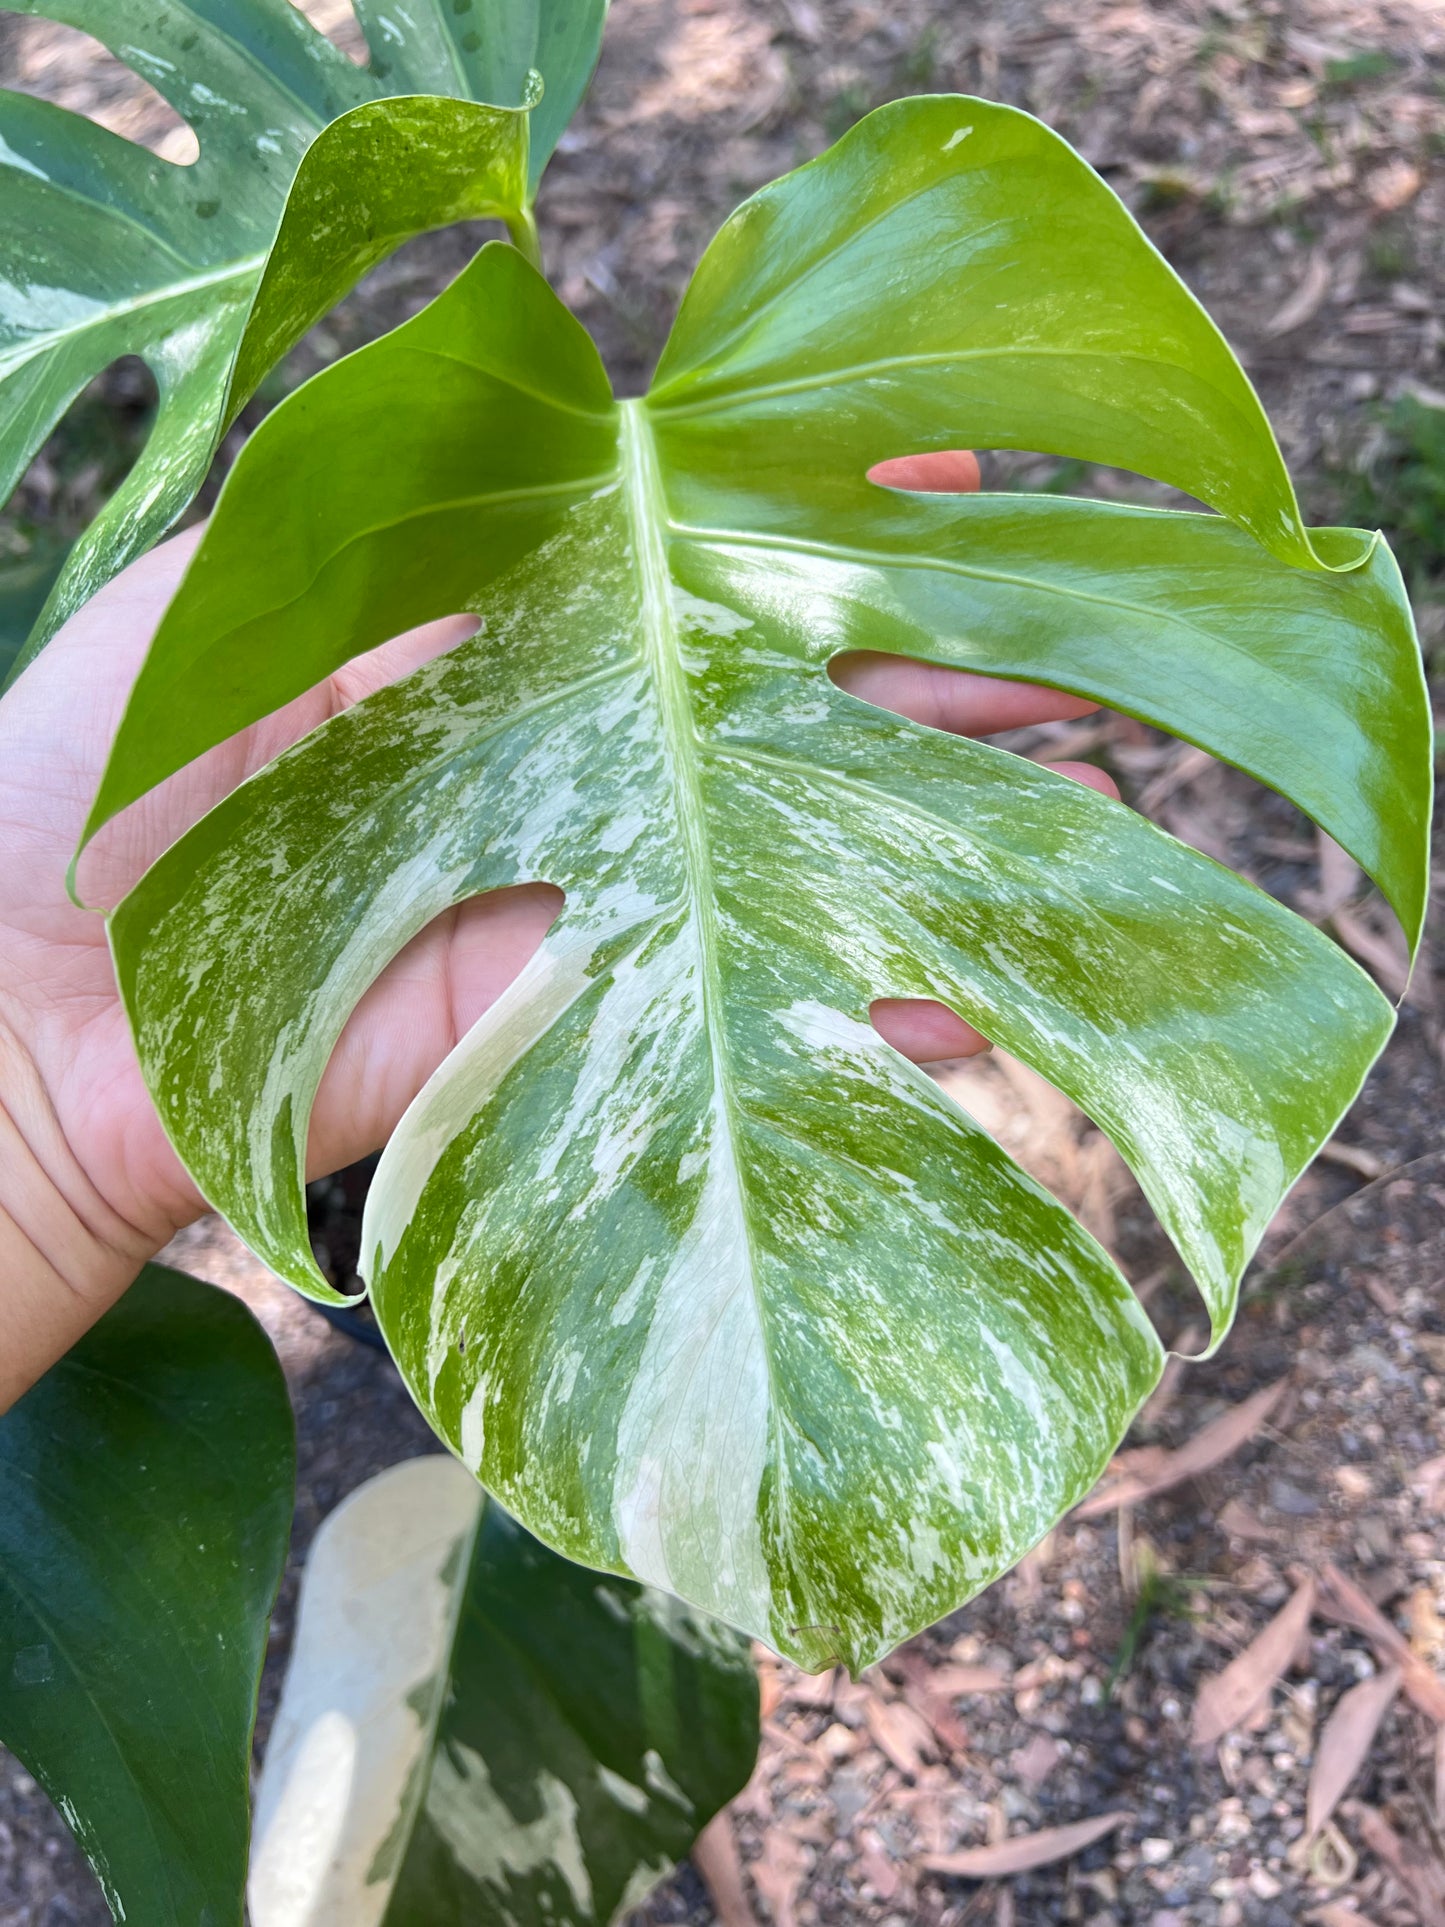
[0,1022,160,1410]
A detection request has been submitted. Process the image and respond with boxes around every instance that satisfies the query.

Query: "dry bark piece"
[693,1812,759,1927]
[1307,1666,1402,1838]
[1077,1380,1287,1517]
[1192,1577,1317,1749]
[922,1810,1129,1877]
[1317,1564,1445,1723]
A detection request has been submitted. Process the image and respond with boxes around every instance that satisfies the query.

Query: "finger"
[1044,759,1120,800]
[306,883,563,1178]
[868,449,983,493]
[870,998,990,1062]
[832,653,1099,736]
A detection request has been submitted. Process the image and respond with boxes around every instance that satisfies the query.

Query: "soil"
[2,2,1444,1924]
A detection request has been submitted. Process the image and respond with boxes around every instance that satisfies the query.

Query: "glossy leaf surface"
[97,99,1430,1668]
[0,1264,294,1926]
[0,0,607,667]
[250,1456,758,1927]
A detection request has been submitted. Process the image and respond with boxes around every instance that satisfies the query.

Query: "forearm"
[0,1027,159,1411]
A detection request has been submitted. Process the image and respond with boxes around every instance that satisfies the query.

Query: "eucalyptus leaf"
[249,1456,758,1927]
[0,1263,295,1927]
[0,0,608,670]
[94,97,1430,1669]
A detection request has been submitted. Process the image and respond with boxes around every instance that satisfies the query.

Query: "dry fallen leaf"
[864,1694,935,1777]
[1409,1588,1445,1662]
[693,1812,759,1927]
[1365,158,1422,213]
[1306,1665,1402,1839]
[1193,1577,1317,1749]
[922,1811,1129,1877]
[1011,1732,1064,1794]
[1349,1803,1445,1927]
[1264,250,1332,336]
[1317,1564,1445,1723]
[858,1830,902,1903]
[1315,830,1364,918]
[751,1831,809,1927]
[1330,906,1413,1000]
[1077,1380,1287,1518]
[1413,1456,1445,1514]
[932,1662,1011,1696]
[1218,1497,1275,1543]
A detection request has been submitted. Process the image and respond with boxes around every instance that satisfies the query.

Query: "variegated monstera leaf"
[91,98,1431,1671]
[1,0,607,668]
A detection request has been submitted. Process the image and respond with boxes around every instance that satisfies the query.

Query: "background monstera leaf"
[90,98,1431,1670]
[0,0,608,670]
[0,1264,294,1927]
[250,1457,758,1927]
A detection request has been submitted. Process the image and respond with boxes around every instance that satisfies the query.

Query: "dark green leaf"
[0,1263,295,1926]
[249,1457,757,1925]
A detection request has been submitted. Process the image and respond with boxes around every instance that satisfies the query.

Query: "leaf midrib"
[618,399,776,1454]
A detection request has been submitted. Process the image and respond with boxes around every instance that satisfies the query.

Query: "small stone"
[819,1721,855,1760]
[1140,1837,1173,1865]
[1180,1845,1215,1884]
[1268,1478,1319,1517]
[1249,1867,1284,1899]
[1219,1905,1244,1927]
[1334,1465,1373,1501]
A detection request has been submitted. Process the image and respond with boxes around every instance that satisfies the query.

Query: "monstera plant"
[0,4,1433,1921]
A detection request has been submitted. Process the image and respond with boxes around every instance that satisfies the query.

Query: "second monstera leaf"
[0,0,607,667]
[91,98,1430,1670]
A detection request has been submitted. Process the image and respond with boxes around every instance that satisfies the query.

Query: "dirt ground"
[1,1,1443,1923]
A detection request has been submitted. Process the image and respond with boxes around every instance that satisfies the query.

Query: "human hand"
[0,449,1115,1406]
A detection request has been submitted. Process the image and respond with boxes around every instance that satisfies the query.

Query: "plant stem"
[507,207,544,275]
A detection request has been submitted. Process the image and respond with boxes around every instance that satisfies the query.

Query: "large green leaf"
[0,1263,295,1926]
[93,98,1430,1669]
[249,1456,757,1926]
[0,0,607,670]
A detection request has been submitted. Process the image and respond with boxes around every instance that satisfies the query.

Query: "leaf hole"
[934,1047,1202,1345]
[868,447,1211,513]
[307,881,565,1226]
[1,355,159,674]
[2,16,199,163]
[291,0,372,67]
